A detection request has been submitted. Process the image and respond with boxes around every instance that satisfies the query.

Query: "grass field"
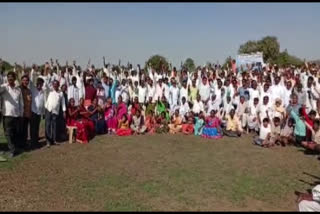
[0,127,319,211]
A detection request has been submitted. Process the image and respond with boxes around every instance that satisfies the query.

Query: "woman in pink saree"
[104,97,117,134]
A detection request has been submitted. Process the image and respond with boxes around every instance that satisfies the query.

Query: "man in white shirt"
[169,80,180,112]
[207,94,221,116]
[67,77,81,106]
[138,80,147,105]
[147,79,155,103]
[179,81,188,104]
[154,79,164,102]
[192,95,204,114]
[179,96,190,118]
[0,72,24,157]
[45,80,66,148]
[30,77,45,149]
[198,76,211,106]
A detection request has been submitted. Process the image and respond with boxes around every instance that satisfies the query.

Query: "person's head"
[253,97,259,105]
[79,98,84,106]
[211,94,216,101]
[273,117,281,127]
[240,96,245,103]
[291,94,298,105]
[72,76,77,85]
[136,109,141,117]
[288,118,294,127]
[61,84,67,93]
[210,109,216,117]
[141,80,145,87]
[7,72,16,86]
[275,98,282,107]
[274,76,281,85]
[199,111,205,119]
[36,78,44,90]
[88,78,94,86]
[308,76,314,86]
[309,110,317,121]
[118,95,123,104]
[286,81,292,90]
[121,79,126,86]
[21,75,29,88]
[92,98,98,106]
[263,83,269,92]
[52,80,60,91]
[229,109,235,118]
[196,94,201,102]
[148,96,153,103]
[263,96,269,105]
[134,96,139,103]
[106,97,112,105]
[182,96,186,104]
[313,119,320,132]
[297,83,303,92]
[202,77,208,85]
[69,98,75,107]
[217,79,222,88]
[262,118,270,128]
[174,109,179,117]
[122,114,128,122]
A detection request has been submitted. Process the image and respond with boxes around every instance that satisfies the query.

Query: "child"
[155,112,169,134]
[194,111,205,136]
[223,109,243,137]
[301,119,320,151]
[116,114,132,136]
[182,113,195,135]
[130,109,147,135]
[279,118,295,146]
[254,118,271,147]
[145,110,156,134]
[168,109,183,134]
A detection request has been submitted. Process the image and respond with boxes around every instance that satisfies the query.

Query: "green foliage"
[0,60,14,72]
[183,58,196,72]
[222,56,232,69]
[238,35,303,66]
[145,55,169,72]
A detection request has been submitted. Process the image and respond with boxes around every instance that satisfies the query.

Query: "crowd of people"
[0,57,320,210]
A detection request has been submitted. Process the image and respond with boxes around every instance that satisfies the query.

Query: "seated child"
[302,119,320,152]
[279,118,295,146]
[116,114,132,136]
[145,110,156,134]
[182,113,194,135]
[254,118,271,147]
[289,108,306,146]
[155,112,169,134]
[194,111,205,136]
[130,109,147,135]
[168,109,183,134]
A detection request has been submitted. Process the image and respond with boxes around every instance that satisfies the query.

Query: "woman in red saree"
[104,97,117,134]
[116,114,132,136]
[67,98,95,144]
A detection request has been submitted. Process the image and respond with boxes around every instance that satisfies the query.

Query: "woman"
[168,109,183,134]
[88,98,105,134]
[201,110,223,139]
[116,95,128,123]
[182,113,194,135]
[67,98,95,144]
[156,96,170,121]
[104,97,117,134]
[155,112,169,134]
[116,114,132,136]
[145,110,156,134]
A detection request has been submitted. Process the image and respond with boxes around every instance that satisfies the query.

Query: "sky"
[1,3,320,68]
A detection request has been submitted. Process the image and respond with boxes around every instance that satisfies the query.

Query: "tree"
[238,36,280,63]
[145,55,169,72]
[274,49,303,66]
[183,58,196,72]
[222,56,233,69]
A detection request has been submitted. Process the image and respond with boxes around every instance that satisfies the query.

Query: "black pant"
[45,110,57,144]
[30,112,41,146]
[20,117,30,147]
[3,116,20,154]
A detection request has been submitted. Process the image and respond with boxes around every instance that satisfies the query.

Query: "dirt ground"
[0,133,319,211]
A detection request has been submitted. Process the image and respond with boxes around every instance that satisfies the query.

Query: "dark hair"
[263,118,270,123]
[273,117,280,123]
[21,75,29,81]
[36,78,44,84]
[309,110,316,116]
[314,119,320,127]
[7,71,16,79]
[72,76,77,82]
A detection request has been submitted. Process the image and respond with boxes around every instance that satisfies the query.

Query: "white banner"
[236,52,264,69]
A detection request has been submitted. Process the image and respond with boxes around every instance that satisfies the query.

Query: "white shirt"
[163,84,170,101]
[67,85,80,106]
[207,98,221,114]
[179,102,190,116]
[198,82,210,101]
[0,84,24,117]
[147,84,155,100]
[192,100,204,114]
[180,87,188,103]
[259,124,271,140]
[31,84,45,116]
[45,90,66,115]
[138,85,147,103]
[154,83,164,102]
[169,86,179,107]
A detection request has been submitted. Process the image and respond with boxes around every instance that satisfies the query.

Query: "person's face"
[202,78,207,85]
[89,80,94,86]
[252,81,257,89]
[308,78,313,86]
[217,80,222,88]
[70,99,75,107]
[136,111,141,117]
[141,80,145,87]
[286,81,292,90]
[240,96,245,103]
[276,101,281,107]
[263,97,269,104]
[230,110,235,117]
[21,77,29,87]
[254,99,259,105]
[192,80,196,87]
[61,85,67,92]
[92,98,97,105]
[274,120,280,127]
[53,81,59,91]
[275,77,280,85]
[210,110,215,117]
[196,95,201,101]
[118,96,122,103]
[36,81,43,90]
[72,79,77,85]
[212,95,216,101]
[263,121,269,128]
[264,84,269,92]
[174,110,179,117]
[134,97,138,103]
[292,95,298,104]
[109,79,113,85]
[149,97,153,103]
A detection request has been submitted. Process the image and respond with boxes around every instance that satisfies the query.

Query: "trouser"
[20,117,30,147]
[3,116,20,154]
[45,110,57,144]
[30,112,41,146]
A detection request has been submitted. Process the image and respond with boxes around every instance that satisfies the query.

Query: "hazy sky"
[1,3,320,68]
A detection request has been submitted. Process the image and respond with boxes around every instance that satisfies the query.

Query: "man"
[198,76,210,106]
[207,94,221,115]
[45,80,66,148]
[84,78,97,103]
[101,75,110,99]
[269,76,285,104]
[0,72,24,157]
[19,75,32,149]
[179,96,190,118]
[67,76,81,106]
[297,185,320,211]
[179,81,188,104]
[30,78,45,149]
[223,109,242,137]
[138,80,147,105]
[169,80,179,113]
[192,94,204,115]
